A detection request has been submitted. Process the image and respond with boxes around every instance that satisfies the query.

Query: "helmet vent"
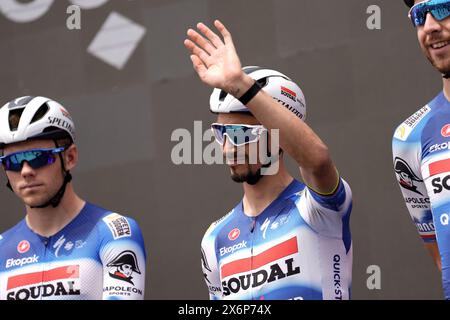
[219,90,228,102]
[256,77,268,88]
[8,108,25,132]
[30,103,49,124]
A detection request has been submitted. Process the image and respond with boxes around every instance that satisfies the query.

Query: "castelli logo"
[228,228,240,241]
[17,240,30,254]
[442,124,450,138]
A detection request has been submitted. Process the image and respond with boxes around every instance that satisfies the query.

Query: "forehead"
[2,140,55,155]
[216,113,260,125]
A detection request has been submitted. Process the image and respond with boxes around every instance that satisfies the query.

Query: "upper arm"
[392,136,436,243]
[300,163,340,196]
[99,213,146,300]
[298,178,352,240]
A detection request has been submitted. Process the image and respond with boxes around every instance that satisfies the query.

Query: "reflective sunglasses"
[0,147,66,172]
[409,0,450,27]
[211,123,267,147]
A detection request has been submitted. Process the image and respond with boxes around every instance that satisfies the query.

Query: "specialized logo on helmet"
[107,250,141,285]
[17,240,30,254]
[228,228,240,241]
[60,107,72,120]
[394,157,423,195]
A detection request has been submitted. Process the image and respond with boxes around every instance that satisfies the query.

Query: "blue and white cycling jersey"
[393,91,450,299]
[0,202,146,300]
[201,178,352,300]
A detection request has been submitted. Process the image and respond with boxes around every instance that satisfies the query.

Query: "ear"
[63,144,78,171]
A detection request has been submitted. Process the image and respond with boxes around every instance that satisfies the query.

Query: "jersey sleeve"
[200,224,222,300]
[297,178,352,239]
[392,129,436,243]
[98,213,146,300]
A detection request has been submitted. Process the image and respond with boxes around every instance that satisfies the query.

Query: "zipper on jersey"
[250,218,256,300]
[40,236,50,301]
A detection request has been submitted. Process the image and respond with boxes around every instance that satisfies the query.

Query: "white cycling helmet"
[0,96,75,148]
[209,66,306,121]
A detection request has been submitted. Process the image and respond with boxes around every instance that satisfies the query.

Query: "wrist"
[226,73,254,99]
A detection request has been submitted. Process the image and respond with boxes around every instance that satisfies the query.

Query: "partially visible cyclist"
[393,0,450,299]
[184,20,353,300]
[0,96,146,300]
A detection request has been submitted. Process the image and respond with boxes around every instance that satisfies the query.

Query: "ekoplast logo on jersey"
[429,141,450,154]
[5,255,39,269]
[219,240,247,257]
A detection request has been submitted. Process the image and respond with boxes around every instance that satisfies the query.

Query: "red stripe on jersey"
[7,265,79,290]
[221,237,298,278]
[429,159,450,176]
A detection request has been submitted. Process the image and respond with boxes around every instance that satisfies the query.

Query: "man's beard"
[425,50,450,76]
[230,165,263,185]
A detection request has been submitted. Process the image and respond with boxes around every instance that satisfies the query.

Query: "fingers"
[190,55,207,77]
[184,38,210,66]
[196,22,225,48]
[213,20,233,45]
[186,28,217,55]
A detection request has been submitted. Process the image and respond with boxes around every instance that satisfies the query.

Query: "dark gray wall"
[0,0,444,299]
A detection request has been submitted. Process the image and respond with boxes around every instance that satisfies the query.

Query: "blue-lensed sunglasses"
[409,0,450,27]
[211,123,267,147]
[0,147,66,172]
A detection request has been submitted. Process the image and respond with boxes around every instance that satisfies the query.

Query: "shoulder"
[84,203,143,242]
[202,208,237,243]
[0,220,27,252]
[393,101,435,144]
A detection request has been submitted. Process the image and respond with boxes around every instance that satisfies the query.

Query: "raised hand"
[184,20,248,96]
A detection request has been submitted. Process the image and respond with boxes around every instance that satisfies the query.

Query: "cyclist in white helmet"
[0,96,146,300]
[184,21,353,300]
[393,0,450,299]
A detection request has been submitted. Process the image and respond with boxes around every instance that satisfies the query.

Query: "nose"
[20,161,36,178]
[423,12,442,34]
[222,136,236,154]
